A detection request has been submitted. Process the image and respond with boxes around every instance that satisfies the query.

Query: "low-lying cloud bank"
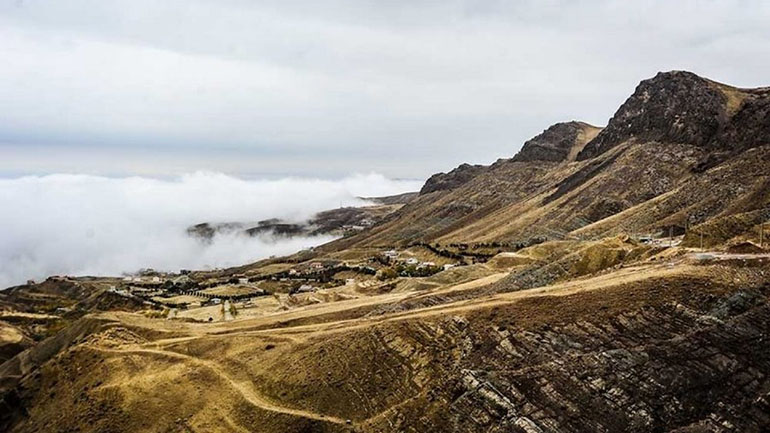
[0,172,422,288]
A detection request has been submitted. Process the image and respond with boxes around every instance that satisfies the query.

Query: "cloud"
[0,172,421,288]
[0,1,769,178]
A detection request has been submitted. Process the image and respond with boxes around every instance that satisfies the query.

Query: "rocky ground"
[1,254,768,433]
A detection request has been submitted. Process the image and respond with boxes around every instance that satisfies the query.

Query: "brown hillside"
[324,71,770,251]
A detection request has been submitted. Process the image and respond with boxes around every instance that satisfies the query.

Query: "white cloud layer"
[0,172,421,288]
[0,1,769,178]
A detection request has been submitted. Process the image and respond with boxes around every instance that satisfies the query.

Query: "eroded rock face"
[578,70,770,161]
[716,91,770,153]
[420,163,486,195]
[442,301,770,432]
[358,283,770,433]
[513,121,601,163]
[578,71,728,159]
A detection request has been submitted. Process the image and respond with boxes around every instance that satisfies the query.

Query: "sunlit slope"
[3,258,770,432]
[327,72,770,249]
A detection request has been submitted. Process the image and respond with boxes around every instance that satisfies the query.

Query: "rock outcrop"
[513,121,601,163]
[578,70,770,160]
[420,163,486,195]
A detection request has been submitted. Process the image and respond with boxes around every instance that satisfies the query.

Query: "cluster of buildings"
[340,218,376,234]
[383,249,457,271]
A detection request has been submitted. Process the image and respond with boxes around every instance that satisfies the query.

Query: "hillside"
[1,71,770,433]
[324,71,770,251]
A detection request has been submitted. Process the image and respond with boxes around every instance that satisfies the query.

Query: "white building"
[238,277,249,284]
[405,258,419,265]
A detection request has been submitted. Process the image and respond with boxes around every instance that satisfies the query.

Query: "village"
[103,245,467,322]
[34,228,703,324]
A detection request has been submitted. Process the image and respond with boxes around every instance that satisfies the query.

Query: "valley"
[1,70,769,432]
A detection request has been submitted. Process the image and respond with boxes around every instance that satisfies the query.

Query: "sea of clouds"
[0,172,422,289]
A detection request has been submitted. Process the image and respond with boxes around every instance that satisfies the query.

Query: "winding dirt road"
[95,346,348,425]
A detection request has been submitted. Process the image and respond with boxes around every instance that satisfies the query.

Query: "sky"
[1,0,769,179]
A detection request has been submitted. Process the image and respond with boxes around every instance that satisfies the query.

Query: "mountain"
[2,71,769,433]
[324,71,769,250]
[578,70,770,162]
[513,121,601,163]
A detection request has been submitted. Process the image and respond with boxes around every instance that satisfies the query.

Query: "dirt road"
[95,346,348,425]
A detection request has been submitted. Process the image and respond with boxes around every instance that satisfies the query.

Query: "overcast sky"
[1,0,769,179]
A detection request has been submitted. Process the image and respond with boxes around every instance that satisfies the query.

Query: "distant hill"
[186,192,416,241]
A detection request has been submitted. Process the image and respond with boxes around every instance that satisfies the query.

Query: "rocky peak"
[513,121,602,163]
[419,163,485,195]
[419,121,601,196]
[577,71,730,160]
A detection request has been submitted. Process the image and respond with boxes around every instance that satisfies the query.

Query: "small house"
[296,284,316,293]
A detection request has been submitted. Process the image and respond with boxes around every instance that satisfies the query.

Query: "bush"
[378,268,398,281]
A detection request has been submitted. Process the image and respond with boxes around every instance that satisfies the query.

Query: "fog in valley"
[0,172,421,288]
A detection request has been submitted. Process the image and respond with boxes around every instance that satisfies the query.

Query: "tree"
[378,267,398,281]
